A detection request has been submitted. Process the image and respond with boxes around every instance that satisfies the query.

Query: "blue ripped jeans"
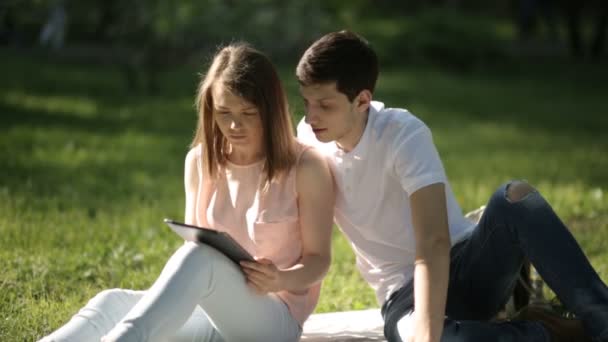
[382,182,608,342]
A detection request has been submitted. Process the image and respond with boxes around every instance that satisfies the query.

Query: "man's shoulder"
[369,101,428,142]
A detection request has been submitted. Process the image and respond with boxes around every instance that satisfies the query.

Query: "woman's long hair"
[191,43,296,186]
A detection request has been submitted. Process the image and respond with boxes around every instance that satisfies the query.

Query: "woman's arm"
[281,148,335,291]
[184,148,200,225]
[241,148,335,293]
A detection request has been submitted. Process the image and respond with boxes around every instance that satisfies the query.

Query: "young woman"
[40,43,335,342]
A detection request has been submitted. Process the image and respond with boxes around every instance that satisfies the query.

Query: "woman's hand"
[240,258,284,294]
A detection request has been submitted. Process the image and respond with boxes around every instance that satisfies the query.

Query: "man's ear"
[355,90,372,113]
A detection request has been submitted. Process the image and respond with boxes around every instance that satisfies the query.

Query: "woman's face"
[212,83,264,156]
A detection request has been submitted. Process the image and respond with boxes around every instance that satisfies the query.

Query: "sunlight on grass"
[1,52,606,340]
[2,90,98,118]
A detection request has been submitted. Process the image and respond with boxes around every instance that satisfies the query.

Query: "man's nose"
[304,109,318,125]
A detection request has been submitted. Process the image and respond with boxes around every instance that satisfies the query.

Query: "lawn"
[1,50,607,341]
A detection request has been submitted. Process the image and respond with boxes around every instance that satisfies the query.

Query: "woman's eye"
[243,112,257,116]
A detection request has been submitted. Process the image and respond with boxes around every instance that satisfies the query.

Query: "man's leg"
[384,181,608,341]
[383,282,549,342]
[448,181,608,340]
[383,241,549,342]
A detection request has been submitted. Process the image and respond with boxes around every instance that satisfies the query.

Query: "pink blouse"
[192,143,320,326]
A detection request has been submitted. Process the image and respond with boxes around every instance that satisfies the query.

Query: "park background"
[1,0,607,340]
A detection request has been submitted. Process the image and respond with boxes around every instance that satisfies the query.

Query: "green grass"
[1,50,607,341]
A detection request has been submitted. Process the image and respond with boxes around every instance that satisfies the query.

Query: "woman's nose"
[230,118,242,129]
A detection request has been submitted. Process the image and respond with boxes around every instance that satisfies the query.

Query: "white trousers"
[40,242,302,342]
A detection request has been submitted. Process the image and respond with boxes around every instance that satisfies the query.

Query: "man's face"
[299,82,358,144]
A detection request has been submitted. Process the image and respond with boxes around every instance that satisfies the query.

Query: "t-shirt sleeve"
[296,117,315,145]
[392,125,447,195]
[296,117,336,156]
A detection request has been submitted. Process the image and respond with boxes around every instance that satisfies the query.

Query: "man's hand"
[412,320,434,342]
[240,258,283,294]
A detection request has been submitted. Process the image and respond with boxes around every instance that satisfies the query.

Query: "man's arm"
[410,182,451,342]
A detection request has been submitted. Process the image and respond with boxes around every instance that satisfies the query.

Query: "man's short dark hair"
[296,30,379,102]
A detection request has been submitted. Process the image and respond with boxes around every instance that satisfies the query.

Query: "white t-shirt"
[297,101,474,305]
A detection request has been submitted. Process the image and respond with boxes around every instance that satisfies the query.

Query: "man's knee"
[506,180,536,203]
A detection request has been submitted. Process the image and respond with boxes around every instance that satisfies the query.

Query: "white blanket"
[301,309,386,341]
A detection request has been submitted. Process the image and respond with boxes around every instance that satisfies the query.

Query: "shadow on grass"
[0,102,120,134]
[2,51,607,211]
[377,62,608,139]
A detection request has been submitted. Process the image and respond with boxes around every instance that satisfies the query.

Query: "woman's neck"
[226,146,265,166]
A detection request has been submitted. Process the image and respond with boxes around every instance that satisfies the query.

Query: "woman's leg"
[39,289,144,342]
[102,242,301,342]
[167,306,224,342]
[41,289,224,342]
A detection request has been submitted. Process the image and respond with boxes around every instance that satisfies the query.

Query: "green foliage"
[5,0,331,59]
[404,9,509,66]
[354,9,512,68]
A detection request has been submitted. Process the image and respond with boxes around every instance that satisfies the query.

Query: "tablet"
[164,219,254,264]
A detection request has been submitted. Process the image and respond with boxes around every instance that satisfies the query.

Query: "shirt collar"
[335,101,383,161]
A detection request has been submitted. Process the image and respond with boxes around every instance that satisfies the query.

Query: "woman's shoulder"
[185,144,204,178]
[185,144,202,164]
[293,143,334,202]
[295,145,331,184]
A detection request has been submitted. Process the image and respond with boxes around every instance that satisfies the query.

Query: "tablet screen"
[164,219,254,263]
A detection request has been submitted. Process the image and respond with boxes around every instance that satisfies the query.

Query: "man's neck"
[336,109,369,153]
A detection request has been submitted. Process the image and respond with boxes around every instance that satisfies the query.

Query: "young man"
[296,30,608,342]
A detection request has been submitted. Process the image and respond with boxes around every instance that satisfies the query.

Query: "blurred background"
[2,0,607,89]
[1,1,607,340]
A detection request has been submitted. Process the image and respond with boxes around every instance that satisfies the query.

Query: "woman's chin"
[228,138,249,146]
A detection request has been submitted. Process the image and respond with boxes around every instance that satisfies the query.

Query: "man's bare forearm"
[413,238,450,342]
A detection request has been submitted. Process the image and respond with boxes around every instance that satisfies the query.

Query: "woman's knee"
[174,241,215,266]
[87,288,127,307]
[168,242,237,280]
